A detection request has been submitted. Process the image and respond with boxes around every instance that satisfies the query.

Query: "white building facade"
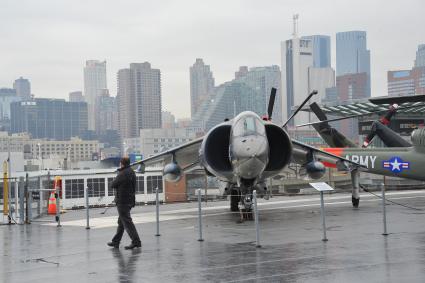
[123,128,196,158]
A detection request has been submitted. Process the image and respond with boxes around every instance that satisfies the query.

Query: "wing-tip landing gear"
[352,197,360,208]
[239,208,253,222]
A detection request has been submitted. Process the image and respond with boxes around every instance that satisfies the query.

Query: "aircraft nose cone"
[232,135,269,179]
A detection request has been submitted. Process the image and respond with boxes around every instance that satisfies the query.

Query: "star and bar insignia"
[382,157,410,173]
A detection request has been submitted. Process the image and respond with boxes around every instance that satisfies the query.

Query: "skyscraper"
[117,62,162,139]
[83,60,107,131]
[95,89,118,133]
[0,88,20,131]
[415,44,425,67]
[13,77,31,100]
[281,36,314,126]
[190,58,215,118]
[302,35,331,68]
[336,31,371,96]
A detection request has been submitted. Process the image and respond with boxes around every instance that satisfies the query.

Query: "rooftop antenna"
[292,14,299,38]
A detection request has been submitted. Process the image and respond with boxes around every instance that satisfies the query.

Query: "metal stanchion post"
[19,177,25,224]
[15,179,19,220]
[382,184,388,236]
[25,174,29,224]
[253,190,261,248]
[28,189,32,223]
[197,189,204,242]
[38,176,42,216]
[55,190,61,227]
[320,191,328,241]
[85,187,90,230]
[155,187,160,236]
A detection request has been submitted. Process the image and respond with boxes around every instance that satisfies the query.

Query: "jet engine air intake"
[201,124,232,178]
[264,124,292,172]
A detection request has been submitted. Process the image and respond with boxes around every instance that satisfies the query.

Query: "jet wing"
[130,137,203,171]
[291,139,366,169]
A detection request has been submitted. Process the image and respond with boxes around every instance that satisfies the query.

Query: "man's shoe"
[124,243,141,250]
[107,242,119,248]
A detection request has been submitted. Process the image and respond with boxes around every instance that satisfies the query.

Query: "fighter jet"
[132,89,363,216]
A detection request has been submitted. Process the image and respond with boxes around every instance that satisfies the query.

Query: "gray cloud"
[0,0,423,118]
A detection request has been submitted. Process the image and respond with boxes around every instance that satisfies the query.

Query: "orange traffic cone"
[48,192,57,215]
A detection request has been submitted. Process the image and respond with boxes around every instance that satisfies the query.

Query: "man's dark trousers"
[111,205,141,245]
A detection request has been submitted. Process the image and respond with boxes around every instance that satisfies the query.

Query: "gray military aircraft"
[132,89,363,216]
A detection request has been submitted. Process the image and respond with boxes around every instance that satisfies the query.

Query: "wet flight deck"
[2,190,425,282]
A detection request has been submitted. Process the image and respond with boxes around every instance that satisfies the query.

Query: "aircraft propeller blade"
[362,104,399,147]
[369,94,425,105]
[267,88,277,120]
[282,90,318,128]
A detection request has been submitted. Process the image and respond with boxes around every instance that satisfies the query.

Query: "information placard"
[309,182,334,192]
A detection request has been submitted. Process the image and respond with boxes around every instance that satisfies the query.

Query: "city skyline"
[0,0,424,118]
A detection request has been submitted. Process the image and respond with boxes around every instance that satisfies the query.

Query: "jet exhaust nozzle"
[163,162,182,182]
[305,161,326,180]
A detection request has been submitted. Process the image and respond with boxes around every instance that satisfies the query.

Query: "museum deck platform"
[2,190,425,282]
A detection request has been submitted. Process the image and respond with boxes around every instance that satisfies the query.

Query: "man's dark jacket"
[111,166,136,206]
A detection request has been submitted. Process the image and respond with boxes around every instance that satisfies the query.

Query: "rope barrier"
[360,185,425,211]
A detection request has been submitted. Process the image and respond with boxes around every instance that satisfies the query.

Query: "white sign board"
[309,182,334,192]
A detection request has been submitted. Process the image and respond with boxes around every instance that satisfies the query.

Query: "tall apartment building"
[117,62,162,139]
[190,58,215,118]
[415,44,425,68]
[236,65,283,123]
[10,98,88,140]
[13,77,31,99]
[0,88,18,118]
[84,60,107,131]
[162,111,176,129]
[192,65,282,132]
[95,89,118,134]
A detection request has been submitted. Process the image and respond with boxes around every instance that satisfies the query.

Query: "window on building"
[136,176,144,194]
[87,178,105,197]
[107,177,115,196]
[147,176,163,194]
[65,179,84,199]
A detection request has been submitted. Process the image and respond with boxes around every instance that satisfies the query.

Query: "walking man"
[107,157,142,249]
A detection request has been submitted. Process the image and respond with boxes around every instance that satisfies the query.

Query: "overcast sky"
[1,0,424,118]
